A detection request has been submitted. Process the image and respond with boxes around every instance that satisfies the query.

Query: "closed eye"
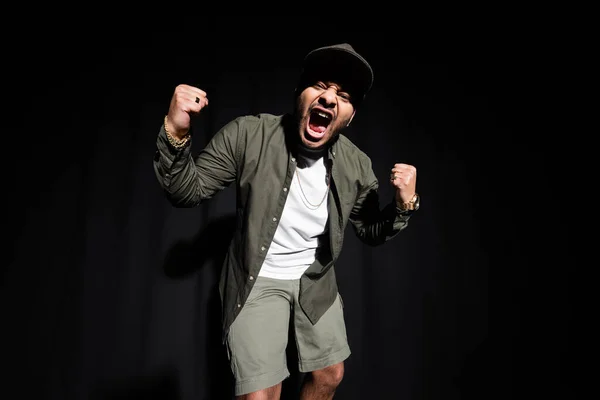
[314,81,351,101]
[338,92,351,101]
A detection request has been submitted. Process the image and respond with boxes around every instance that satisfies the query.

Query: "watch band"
[397,193,419,211]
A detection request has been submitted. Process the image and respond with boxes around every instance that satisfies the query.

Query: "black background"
[3,14,569,400]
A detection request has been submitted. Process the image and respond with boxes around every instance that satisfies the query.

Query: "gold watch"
[398,193,420,211]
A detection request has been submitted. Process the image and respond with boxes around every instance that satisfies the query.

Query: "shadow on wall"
[164,214,237,399]
[89,366,181,399]
[161,213,307,399]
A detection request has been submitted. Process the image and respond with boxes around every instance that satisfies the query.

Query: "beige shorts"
[225,276,350,396]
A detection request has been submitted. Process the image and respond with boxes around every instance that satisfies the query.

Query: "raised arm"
[153,84,239,207]
[349,161,418,246]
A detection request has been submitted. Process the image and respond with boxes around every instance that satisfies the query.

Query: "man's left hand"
[390,163,417,204]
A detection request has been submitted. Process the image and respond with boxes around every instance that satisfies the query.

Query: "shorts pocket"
[244,275,266,306]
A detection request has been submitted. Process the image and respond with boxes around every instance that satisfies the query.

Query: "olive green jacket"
[153,113,413,340]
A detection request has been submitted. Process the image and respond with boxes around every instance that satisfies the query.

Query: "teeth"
[317,111,331,119]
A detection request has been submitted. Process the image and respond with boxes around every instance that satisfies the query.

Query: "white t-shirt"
[258,155,329,280]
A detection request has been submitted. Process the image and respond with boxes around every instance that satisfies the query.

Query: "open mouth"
[306,109,332,141]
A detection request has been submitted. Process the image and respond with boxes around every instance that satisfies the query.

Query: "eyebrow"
[318,81,349,92]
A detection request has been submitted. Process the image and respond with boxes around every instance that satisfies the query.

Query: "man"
[153,43,420,399]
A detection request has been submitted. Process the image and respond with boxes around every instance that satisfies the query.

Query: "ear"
[347,110,356,127]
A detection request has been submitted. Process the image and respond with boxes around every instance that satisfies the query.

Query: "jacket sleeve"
[348,160,413,246]
[153,118,242,207]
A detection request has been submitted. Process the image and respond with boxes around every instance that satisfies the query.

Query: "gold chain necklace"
[295,166,330,210]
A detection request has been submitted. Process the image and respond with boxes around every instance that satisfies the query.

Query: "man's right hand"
[166,84,209,140]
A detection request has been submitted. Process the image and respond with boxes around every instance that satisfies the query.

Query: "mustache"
[309,105,335,119]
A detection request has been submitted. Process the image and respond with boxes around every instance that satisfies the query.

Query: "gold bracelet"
[164,115,190,149]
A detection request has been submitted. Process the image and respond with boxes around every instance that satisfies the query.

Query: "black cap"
[298,43,374,105]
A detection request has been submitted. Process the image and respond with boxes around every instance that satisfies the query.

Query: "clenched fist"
[165,84,209,140]
[390,163,417,204]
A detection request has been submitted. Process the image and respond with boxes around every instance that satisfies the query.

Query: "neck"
[297,142,327,160]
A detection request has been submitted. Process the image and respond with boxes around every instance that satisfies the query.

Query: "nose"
[318,88,337,108]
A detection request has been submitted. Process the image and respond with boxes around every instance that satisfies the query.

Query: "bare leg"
[236,382,282,400]
[300,362,344,400]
